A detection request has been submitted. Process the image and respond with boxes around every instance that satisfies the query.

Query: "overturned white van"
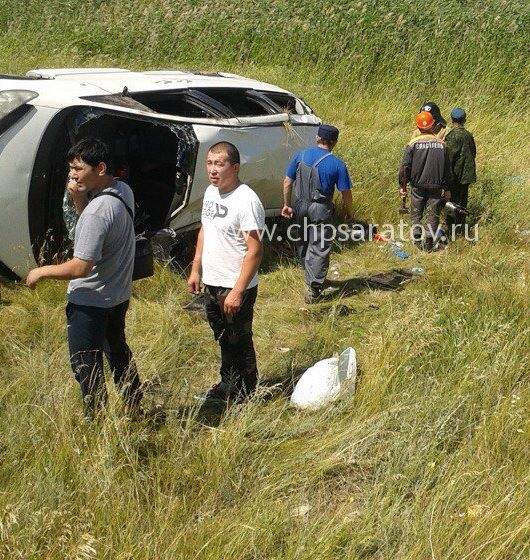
[0,68,320,279]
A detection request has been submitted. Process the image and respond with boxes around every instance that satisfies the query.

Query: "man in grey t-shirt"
[67,178,135,307]
[26,138,142,419]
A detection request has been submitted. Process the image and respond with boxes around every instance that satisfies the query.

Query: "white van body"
[0,68,320,278]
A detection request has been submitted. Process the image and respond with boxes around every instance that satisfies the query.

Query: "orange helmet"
[416,111,435,131]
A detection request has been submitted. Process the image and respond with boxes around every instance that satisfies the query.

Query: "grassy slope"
[0,1,529,559]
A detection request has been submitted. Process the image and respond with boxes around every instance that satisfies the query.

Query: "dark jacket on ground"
[445,125,477,185]
[398,134,452,191]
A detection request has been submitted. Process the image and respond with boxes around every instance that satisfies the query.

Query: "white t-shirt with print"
[201,183,265,289]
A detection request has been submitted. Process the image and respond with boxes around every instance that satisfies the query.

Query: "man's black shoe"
[196,381,236,403]
[124,403,147,421]
[196,381,256,405]
[304,287,322,304]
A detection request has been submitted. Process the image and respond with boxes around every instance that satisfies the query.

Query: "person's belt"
[411,183,443,191]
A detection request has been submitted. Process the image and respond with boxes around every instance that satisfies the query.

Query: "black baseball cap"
[420,101,447,127]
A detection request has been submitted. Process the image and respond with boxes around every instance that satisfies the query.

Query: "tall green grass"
[1,0,529,99]
[0,1,529,559]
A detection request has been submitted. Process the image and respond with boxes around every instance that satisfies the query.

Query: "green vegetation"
[0,1,528,558]
[1,0,529,97]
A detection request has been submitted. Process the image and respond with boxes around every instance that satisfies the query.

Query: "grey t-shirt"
[67,180,135,308]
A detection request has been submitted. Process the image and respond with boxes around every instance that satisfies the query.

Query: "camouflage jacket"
[445,125,477,185]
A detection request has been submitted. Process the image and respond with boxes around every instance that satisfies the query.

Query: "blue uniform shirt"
[286,146,352,195]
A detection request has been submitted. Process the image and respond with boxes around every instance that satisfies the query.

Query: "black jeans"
[66,300,142,413]
[204,285,258,396]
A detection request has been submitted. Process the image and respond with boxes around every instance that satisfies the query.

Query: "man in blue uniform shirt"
[282,124,353,303]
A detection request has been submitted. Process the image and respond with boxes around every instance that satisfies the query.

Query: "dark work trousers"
[204,285,258,396]
[410,186,445,250]
[294,201,335,290]
[446,183,469,234]
[66,301,142,414]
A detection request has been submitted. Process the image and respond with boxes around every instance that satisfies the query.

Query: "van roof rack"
[0,74,51,80]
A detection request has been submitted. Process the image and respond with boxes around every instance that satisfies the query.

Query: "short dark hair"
[67,138,114,174]
[316,136,337,149]
[208,141,240,165]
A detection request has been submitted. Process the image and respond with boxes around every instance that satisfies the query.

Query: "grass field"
[0,1,529,558]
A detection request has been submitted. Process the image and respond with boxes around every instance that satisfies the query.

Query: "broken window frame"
[80,93,156,113]
[81,87,310,120]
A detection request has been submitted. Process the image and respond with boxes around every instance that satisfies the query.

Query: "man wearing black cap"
[282,124,353,303]
[411,102,447,141]
[445,107,476,234]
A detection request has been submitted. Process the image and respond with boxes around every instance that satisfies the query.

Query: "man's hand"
[187,271,201,294]
[282,177,294,219]
[223,288,243,315]
[188,227,204,294]
[399,186,408,197]
[25,268,42,289]
[340,189,354,222]
[281,205,293,219]
[443,190,451,201]
[67,178,86,197]
[26,258,93,286]
[67,178,89,215]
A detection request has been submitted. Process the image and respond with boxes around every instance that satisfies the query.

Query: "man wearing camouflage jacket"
[445,107,477,234]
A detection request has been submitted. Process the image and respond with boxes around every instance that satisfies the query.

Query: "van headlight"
[0,90,38,119]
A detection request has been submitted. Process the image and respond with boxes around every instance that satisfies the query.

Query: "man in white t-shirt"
[187,142,265,402]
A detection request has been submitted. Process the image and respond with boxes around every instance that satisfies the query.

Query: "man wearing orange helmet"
[410,101,447,141]
[399,111,452,251]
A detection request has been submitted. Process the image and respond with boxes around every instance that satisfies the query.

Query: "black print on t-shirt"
[203,200,228,220]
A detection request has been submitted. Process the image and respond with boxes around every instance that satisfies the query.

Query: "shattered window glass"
[62,189,77,241]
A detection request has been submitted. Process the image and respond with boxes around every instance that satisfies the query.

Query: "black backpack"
[92,191,154,281]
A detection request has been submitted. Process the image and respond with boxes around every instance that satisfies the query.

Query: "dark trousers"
[446,183,469,233]
[410,187,445,249]
[294,201,334,290]
[66,301,142,413]
[204,285,258,396]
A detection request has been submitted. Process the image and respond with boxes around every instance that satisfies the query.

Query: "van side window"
[82,89,310,118]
